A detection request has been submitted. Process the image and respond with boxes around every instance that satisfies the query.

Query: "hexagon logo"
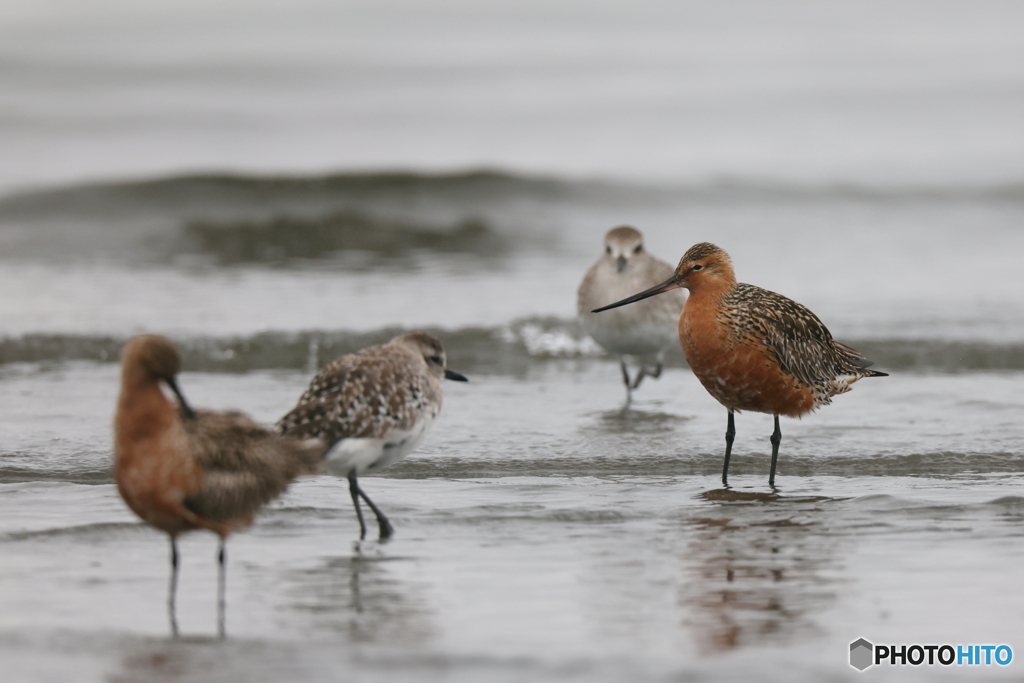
[850,638,874,671]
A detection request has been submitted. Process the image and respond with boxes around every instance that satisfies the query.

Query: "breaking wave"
[0,319,1022,375]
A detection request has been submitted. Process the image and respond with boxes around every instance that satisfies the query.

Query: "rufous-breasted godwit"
[114,334,325,637]
[277,331,467,540]
[593,242,887,487]
[577,226,687,402]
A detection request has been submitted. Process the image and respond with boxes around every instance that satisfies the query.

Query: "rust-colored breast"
[114,385,205,536]
[680,293,816,418]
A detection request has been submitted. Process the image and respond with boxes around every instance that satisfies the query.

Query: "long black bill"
[445,369,469,382]
[591,275,682,313]
[165,376,197,419]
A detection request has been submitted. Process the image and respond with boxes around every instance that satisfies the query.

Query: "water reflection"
[590,406,690,435]
[679,494,842,653]
[282,547,435,644]
[104,545,434,681]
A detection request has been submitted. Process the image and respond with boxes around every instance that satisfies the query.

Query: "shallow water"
[2,188,1023,683]
[2,362,1023,681]
[1,179,1023,682]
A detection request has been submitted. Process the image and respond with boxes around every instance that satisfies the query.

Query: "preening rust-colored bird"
[593,242,887,487]
[277,331,467,541]
[114,334,325,637]
[577,226,687,402]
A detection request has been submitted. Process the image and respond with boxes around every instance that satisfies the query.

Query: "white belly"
[324,416,435,477]
[582,314,679,358]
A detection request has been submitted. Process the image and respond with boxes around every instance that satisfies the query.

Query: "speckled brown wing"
[276,349,440,447]
[181,410,325,524]
[727,284,873,389]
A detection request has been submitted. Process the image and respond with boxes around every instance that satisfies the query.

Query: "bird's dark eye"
[691,264,704,271]
[634,245,642,253]
[428,355,444,366]
[605,246,612,254]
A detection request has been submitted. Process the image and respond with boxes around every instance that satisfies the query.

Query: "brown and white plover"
[113,334,325,637]
[578,226,687,401]
[593,242,887,487]
[277,331,467,541]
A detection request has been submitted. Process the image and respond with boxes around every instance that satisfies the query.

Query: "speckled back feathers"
[713,283,886,407]
[276,332,446,446]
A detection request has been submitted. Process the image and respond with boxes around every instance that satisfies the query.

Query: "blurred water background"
[1,1,1024,681]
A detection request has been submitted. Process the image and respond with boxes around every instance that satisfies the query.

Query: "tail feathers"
[835,341,888,378]
[850,358,888,378]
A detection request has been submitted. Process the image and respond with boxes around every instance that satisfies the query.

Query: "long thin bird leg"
[722,410,736,487]
[168,538,180,638]
[630,358,663,389]
[619,359,633,402]
[347,470,368,540]
[768,415,782,488]
[217,538,226,639]
[648,359,663,380]
[355,480,395,540]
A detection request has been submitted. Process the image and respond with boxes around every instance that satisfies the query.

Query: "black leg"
[722,410,735,487]
[768,414,782,488]
[168,537,180,638]
[619,359,633,402]
[217,538,226,639]
[347,470,368,540]
[355,480,395,540]
[649,360,663,379]
[633,359,664,389]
